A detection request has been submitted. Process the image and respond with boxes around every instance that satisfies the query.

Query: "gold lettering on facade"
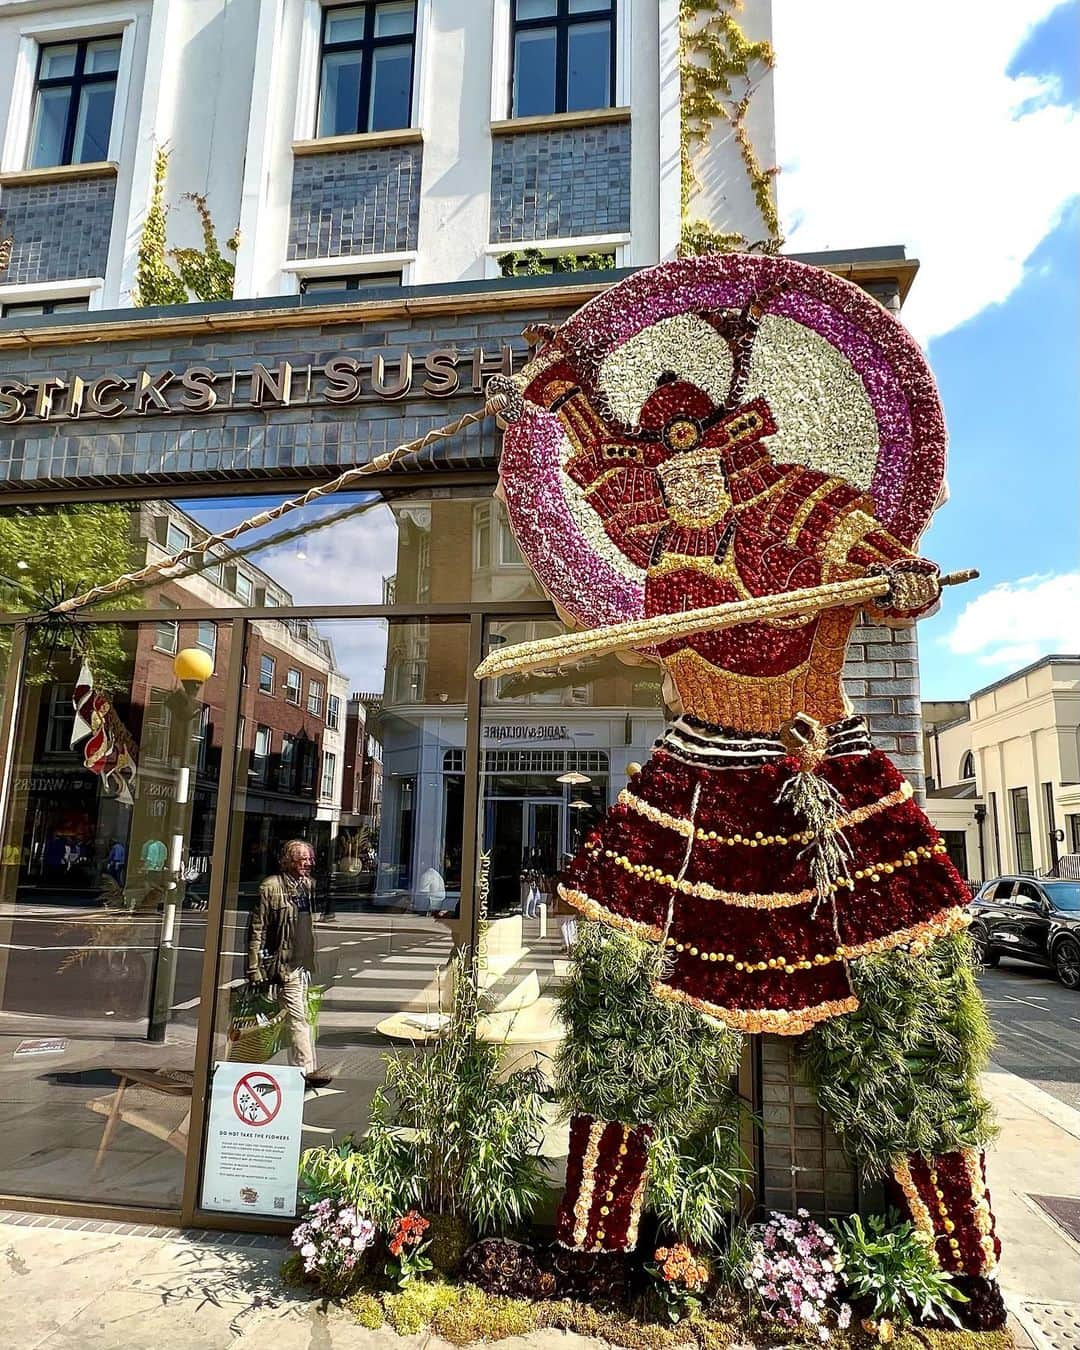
[0,345,515,425]
[86,374,132,418]
[370,350,412,399]
[249,361,293,407]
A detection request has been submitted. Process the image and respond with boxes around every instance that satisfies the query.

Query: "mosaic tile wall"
[288,143,422,260]
[0,173,116,284]
[489,120,631,244]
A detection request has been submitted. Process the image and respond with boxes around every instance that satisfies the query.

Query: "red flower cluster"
[388,1210,429,1258]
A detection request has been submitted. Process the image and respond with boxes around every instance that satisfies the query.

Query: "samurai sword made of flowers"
[474,569,978,681]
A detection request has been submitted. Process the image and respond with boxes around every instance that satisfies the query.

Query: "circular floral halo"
[499,253,947,635]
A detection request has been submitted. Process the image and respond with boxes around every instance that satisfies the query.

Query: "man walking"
[246,839,331,1087]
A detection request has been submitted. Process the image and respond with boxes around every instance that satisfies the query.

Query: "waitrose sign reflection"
[0,343,514,426]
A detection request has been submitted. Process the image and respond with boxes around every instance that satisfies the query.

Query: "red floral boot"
[555,1115,653,1253]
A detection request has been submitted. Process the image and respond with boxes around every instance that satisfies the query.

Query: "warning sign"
[201,1062,305,1217]
[232,1070,283,1126]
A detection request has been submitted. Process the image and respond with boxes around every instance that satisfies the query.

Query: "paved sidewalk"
[982,1064,1080,1350]
[2,1061,1078,1349]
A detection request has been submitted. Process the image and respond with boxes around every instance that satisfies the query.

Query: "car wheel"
[971,927,999,967]
[1053,938,1080,989]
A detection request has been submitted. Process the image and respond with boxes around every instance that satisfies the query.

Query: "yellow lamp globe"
[173,647,214,685]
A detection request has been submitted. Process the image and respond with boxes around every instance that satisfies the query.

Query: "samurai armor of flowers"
[493,254,1002,1307]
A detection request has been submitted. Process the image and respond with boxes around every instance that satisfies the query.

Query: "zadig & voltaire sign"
[0,343,514,426]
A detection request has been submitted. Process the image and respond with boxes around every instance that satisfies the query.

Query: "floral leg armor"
[555,1116,653,1253]
[891,1149,1001,1278]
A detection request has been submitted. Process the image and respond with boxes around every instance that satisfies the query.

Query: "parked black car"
[970,876,1080,988]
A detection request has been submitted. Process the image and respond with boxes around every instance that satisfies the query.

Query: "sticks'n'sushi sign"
[0,344,514,426]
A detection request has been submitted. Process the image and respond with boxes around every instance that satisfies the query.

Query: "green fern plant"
[797,934,996,1176]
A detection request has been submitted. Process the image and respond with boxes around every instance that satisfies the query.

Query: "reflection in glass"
[566,20,611,112]
[0,622,229,1208]
[368,44,413,131]
[205,619,469,1213]
[477,620,665,1183]
[0,491,545,614]
[513,28,557,117]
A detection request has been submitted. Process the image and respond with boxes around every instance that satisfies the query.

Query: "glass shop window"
[510,0,615,118]
[0,491,546,615]
[0,620,229,1210]
[28,36,121,169]
[202,618,469,1218]
[318,2,416,138]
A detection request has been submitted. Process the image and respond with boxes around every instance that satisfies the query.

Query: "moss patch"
[336,1277,1013,1350]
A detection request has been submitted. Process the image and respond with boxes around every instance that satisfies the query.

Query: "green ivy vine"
[679,0,780,256]
[133,147,239,307]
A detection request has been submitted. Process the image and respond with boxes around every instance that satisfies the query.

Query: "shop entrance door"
[485,797,562,917]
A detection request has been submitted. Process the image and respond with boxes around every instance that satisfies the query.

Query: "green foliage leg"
[796,932,995,1176]
[555,924,748,1252]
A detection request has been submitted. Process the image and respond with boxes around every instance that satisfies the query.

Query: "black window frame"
[509,0,617,119]
[1011,786,1034,875]
[0,297,91,319]
[299,270,403,297]
[317,2,417,139]
[30,36,121,169]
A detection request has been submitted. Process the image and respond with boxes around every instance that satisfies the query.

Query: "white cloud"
[773,1,1080,341]
[941,571,1080,668]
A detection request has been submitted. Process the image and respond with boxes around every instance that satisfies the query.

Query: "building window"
[29,36,122,169]
[988,790,1002,874]
[300,741,318,794]
[234,571,254,604]
[195,621,217,661]
[1069,814,1080,853]
[279,734,298,792]
[300,271,403,295]
[1,297,90,319]
[307,679,325,717]
[154,616,179,654]
[321,750,337,798]
[327,693,342,730]
[166,521,192,556]
[259,654,276,694]
[1043,781,1059,869]
[510,0,615,119]
[252,725,272,785]
[318,2,416,138]
[1011,787,1034,874]
[285,668,302,704]
[960,751,975,780]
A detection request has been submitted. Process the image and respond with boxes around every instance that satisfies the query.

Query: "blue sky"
[775,0,1080,700]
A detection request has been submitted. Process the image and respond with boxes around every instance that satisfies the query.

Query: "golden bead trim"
[664,905,970,972]
[598,837,948,910]
[558,884,663,943]
[616,780,914,847]
[651,982,860,1035]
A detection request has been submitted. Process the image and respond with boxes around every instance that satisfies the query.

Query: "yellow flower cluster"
[617,780,914,847]
[663,907,970,975]
[652,982,860,1035]
[962,1148,999,1273]
[598,840,948,910]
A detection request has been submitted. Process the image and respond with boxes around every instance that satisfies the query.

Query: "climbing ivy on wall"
[133,147,238,307]
[679,0,780,255]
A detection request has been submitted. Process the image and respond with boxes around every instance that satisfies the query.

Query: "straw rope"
[48,394,508,616]
[474,569,978,681]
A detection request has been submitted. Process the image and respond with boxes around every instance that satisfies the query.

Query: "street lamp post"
[147,647,213,1044]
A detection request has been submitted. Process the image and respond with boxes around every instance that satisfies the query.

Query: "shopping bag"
[225,982,285,1063]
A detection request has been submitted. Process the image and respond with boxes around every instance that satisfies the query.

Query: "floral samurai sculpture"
[480,254,1004,1325]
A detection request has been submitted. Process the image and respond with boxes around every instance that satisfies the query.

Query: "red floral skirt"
[559,716,971,1034]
